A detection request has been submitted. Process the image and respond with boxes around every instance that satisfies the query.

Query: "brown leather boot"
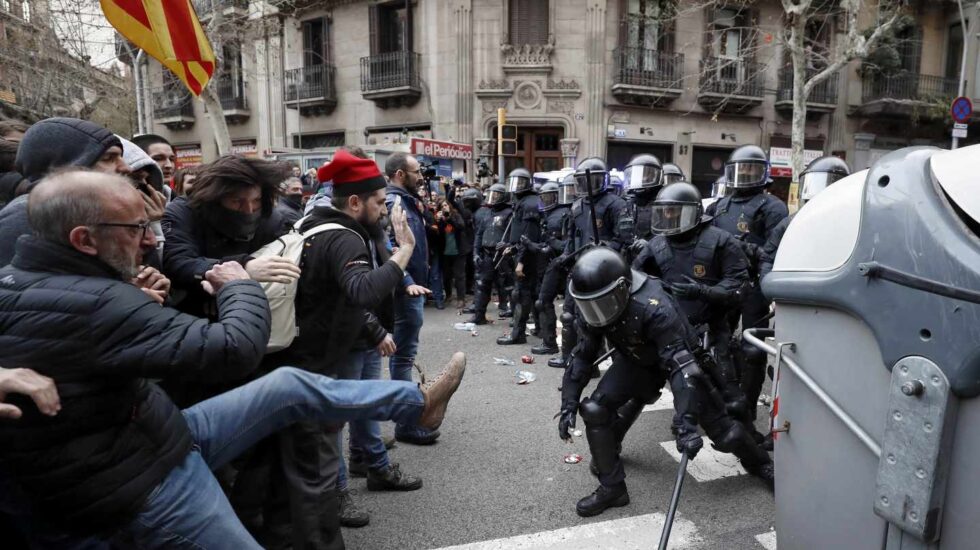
[418,352,466,431]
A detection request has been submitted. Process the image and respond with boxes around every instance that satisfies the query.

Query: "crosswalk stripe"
[430,512,703,550]
[658,441,747,482]
[755,530,777,549]
[643,387,674,412]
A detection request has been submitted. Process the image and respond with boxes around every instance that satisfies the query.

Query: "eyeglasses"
[404,169,421,175]
[95,221,151,238]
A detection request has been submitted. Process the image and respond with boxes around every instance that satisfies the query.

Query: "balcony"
[854,71,958,119]
[152,91,194,130]
[775,68,839,115]
[360,51,421,109]
[284,64,337,115]
[611,47,684,107]
[191,0,246,18]
[217,77,249,124]
[697,57,765,113]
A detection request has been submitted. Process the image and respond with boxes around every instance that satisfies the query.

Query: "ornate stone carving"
[513,81,542,110]
[478,79,510,90]
[547,100,575,116]
[475,138,496,158]
[481,99,508,114]
[501,43,554,65]
[547,78,579,90]
[560,138,580,162]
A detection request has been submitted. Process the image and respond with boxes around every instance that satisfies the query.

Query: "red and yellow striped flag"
[100,0,215,96]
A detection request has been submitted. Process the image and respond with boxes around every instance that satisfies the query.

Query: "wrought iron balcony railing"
[698,57,765,98]
[152,90,194,119]
[861,71,958,103]
[613,47,684,90]
[777,68,840,105]
[360,51,421,92]
[284,64,337,103]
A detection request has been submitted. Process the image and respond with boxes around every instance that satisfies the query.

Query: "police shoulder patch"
[693,264,706,278]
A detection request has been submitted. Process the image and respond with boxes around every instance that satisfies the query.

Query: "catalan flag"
[100,0,215,96]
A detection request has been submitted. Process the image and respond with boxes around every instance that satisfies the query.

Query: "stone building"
[143,0,977,200]
[0,0,136,135]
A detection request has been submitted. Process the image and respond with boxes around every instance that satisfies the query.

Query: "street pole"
[133,49,146,135]
[497,107,506,185]
[952,0,969,149]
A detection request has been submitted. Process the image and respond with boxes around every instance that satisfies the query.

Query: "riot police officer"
[525,178,573,355]
[466,183,512,325]
[705,145,788,428]
[498,168,542,345]
[634,182,751,419]
[759,156,850,279]
[557,248,773,517]
[662,162,687,185]
[619,154,664,263]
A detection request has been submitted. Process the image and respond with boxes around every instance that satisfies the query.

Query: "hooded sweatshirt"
[0,118,122,266]
[121,137,167,263]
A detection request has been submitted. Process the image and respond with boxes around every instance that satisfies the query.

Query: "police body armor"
[646,227,726,325]
[480,206,513,248]
[569,193,623,249]
[508,194,542,245]
[543,205,571,256]
[710,193,775,247]
[601,273,694,367]
[622,195,655,242]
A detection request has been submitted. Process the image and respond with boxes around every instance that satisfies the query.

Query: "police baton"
[584,169,601,246]
[658,452,689,550]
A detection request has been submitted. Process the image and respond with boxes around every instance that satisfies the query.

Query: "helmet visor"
[507,176,531,194]
[487,189,508,205]
[800,172,844,202]
[539,191,558,209]
[650,204,702,235]
[663,173,685,186]
[574,171,607,197]
[725,161,768,188]
[625,165,662,191]
[571,277,631,327]
[558,182,575,205]
[711,181,729,198]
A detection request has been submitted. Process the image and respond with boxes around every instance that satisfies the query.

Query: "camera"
[419,161,438,180]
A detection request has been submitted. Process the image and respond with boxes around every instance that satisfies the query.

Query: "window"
[895,25,923,73]
[302,18,328,67]
[509,0,549,45]
[21,0,28,22]
[946,22,964,80]
[292,132,345,149]
[369,2,412,54]
[622,0,673,51]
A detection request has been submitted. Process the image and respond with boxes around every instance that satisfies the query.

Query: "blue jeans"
[391,294,429,438]
[429,259,445,306]
[337,349,388,491]
[121,367,424,548]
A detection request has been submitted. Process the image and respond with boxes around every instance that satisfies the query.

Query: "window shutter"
[509,0,526,45]
[369,4,380,56]
[528,1,549,45]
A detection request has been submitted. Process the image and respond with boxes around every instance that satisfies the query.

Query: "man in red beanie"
[260,150,449,545]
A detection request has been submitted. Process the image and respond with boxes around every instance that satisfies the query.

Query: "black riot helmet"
[539,182,560,211]
[461,187,482,211]
[710,175,730,199]
[662,163,686,186]
[650,182,704,237]
[573,157,609,197]
[724,145,770,190]
[799,156,850,204]
[624,154,663,194]
[506,167,534,195]
[558,173,576,205]
[486,183,509,206]
[570,247,644,327]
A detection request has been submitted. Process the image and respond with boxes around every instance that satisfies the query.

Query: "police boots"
[531,304,560,355]
[575,482,630,517]
[497,304,527,345]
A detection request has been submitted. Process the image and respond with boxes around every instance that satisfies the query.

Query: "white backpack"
[253,216,364,352]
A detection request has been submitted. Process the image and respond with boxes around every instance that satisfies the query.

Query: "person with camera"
[434,197,468,309]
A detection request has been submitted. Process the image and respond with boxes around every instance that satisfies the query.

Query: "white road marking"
[430,512,702,550]
[643,387,674,412]
[755,530,777,550]
[659,441,747,482]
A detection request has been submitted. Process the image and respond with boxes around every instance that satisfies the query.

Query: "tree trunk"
[788,12,808,213]
[202,84,232,155]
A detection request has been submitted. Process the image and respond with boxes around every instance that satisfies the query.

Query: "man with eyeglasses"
[0,117,133,266]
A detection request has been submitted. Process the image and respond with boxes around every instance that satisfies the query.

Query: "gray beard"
[101,247,140,280]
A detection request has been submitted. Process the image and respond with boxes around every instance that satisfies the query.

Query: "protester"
[0,117,131,266]
[276,176,305,226]
[121,137,169,263]
[132,133,177,192]
[424,197,446,309]
[0,120,29,142]
[0,139,26,209]
[385,152,438,445]
[172,165,199,196]
[437,198,467,308]
[0,170,466,547]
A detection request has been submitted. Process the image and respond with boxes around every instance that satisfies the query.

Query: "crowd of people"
[0,113,854,547]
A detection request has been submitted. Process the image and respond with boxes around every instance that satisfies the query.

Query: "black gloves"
[668,278,706,299]
[557,402,578,441]
[675,430,703,459]
[668,276,739,305]
[629,238,648,256]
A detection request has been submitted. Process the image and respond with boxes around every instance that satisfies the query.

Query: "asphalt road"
[340,303,777,550]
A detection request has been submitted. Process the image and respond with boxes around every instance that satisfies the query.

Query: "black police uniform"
[561,271,772,515]
[470,204,513,321]
[633,223,751,418]
[499,192,542,343]
[706,191,788,420]
[531,202,571,352]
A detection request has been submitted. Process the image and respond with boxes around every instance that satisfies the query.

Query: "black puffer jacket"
[0,235,271,535]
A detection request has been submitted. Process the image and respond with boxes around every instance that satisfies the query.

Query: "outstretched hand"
[0,368,61,419]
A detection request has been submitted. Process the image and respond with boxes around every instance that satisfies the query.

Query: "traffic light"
[499,124,517,157]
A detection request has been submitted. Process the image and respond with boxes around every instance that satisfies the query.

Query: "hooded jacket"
[385,184,428,289]
[121,137,167,264]
[0,118,122,266]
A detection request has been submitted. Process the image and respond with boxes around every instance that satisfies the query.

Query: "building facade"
[144,0,978,200]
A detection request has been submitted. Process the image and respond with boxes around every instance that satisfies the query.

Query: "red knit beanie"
[317,149,387,197]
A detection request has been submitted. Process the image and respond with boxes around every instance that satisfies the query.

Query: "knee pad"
[534,299,546,312]
[560,312,575,326]
[710,419,747,453]
[741,339,768,366]
[579,397,612,426]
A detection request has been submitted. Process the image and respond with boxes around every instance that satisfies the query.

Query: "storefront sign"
[769,147,823,178]
[174,144,202,168]
[232,139,259,158]
[411,138,473,160]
